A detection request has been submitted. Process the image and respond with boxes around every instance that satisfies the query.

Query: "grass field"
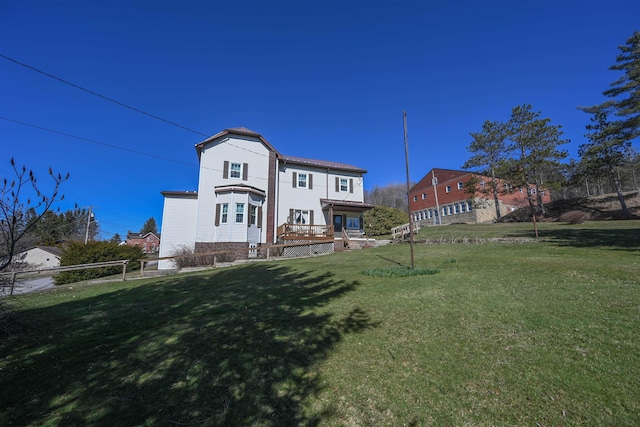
[1,221,639,426]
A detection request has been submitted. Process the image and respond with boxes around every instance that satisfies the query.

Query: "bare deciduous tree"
[1,158,69,272]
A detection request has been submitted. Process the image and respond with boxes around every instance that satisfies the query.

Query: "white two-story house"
[158,127,373,269]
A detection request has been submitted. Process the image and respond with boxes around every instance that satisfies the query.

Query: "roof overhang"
[161,190,198,198]
[215,184,266,198]
[320,198,375,213]
[195,127,280,160]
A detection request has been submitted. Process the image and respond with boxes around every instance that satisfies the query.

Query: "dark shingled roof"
[280,155,367,174]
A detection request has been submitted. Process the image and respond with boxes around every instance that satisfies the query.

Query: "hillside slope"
[501,190,640,222]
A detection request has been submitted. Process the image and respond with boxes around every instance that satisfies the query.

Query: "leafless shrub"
[560,210,589,224]
[170,245,219,269]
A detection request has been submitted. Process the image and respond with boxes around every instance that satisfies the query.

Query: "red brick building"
[409,168,551,225]
[126,232,161,254]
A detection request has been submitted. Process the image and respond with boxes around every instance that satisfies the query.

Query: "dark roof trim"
[195,127,280,159]
[161,190,198,197]
[320,198,375,212]
[127,232,161,240]
[280,155,367,174]
[214,184,266,197]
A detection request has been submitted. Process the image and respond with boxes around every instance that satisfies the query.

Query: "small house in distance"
[14,246,62,270]
[126,232,160,254]
[409,168,551,225]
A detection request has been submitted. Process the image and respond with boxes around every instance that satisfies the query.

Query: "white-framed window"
[346,217,360,229]
[298,173,307,188]
[235,203,245,223]
[340,178,348,192]
[446,185,451,193]
[250,205,257,225]
[442,207,447,216]
[221,203,229,223]
[413,195,418,202]
[230,163,242,178]
[457,182,464,190]
[454,204,459,214]
[480,180,485,188]
[467,201,473,211]
[448,205,453,215]
[294,209,309,224]
[422,193,426,199]
[461,203,467,213]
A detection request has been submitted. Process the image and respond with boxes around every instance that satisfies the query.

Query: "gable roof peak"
[195,127,280,159]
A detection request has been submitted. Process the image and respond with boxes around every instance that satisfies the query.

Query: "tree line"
[463,31,639,221]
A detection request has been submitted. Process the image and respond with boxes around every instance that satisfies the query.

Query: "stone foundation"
[195,241,250,262]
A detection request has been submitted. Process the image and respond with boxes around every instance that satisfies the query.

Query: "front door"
[333,215,343,233]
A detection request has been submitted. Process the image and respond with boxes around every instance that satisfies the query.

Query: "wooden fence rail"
[0,260,129,296]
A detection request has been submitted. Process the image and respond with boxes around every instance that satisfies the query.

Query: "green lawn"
[1,221,639,426]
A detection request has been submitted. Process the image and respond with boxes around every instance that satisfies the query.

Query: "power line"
[0,116,200,169]
[0,53,210,137]
[0,116,275,184]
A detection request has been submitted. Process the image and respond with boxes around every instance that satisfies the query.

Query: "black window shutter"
[215,204,221,226]
[242,163,248,181]
[289,208,294,223]
[335,177,339,192]
[308,174,313,190]
[223,161,229,179]
[309,210,314,225]
[257,207,263,228]
[292,172,297,188]
[349,179,354,193]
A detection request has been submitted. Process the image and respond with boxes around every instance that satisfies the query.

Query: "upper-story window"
[446,185,451,193]
[422,193,426,199]
[457,182,464,190]
[335,177,354,193]
[223,161,248,180]
[292,172,313,189]
[413,195,418,202]
[230,163,242,178]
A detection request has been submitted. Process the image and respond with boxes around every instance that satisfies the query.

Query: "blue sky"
[1,1,638,239]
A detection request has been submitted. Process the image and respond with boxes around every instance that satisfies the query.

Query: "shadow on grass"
[507,225,640,250]
[1,263,375,426]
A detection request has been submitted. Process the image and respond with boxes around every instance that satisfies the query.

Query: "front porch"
[276,223,335,240]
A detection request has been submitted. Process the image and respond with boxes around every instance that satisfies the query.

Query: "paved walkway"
[1,276,55,296]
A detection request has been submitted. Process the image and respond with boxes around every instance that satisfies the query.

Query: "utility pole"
[403,111,415,270]
[84,206,93,244]
[432,170,441,225]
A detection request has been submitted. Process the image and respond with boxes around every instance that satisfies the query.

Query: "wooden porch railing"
[391,222,420,240]
[277,224,334,240]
